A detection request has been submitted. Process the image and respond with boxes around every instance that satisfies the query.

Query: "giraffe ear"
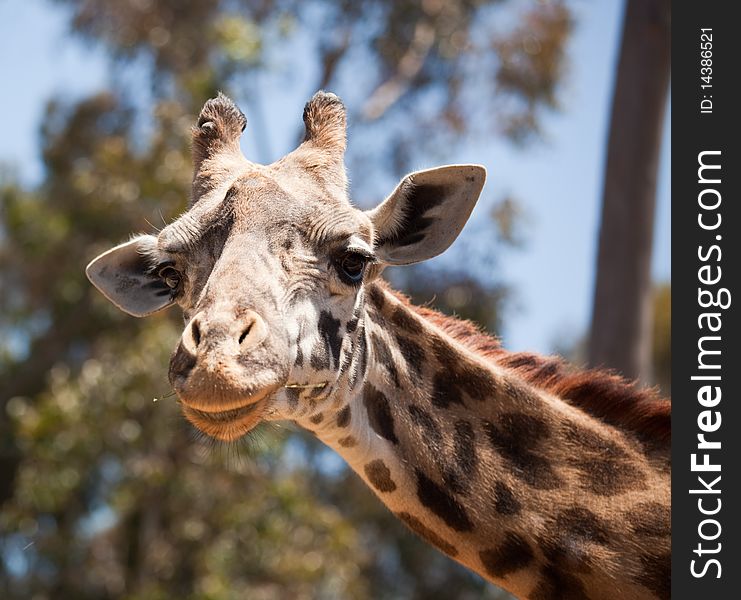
[85,235,176,317]
[367,165,486,266]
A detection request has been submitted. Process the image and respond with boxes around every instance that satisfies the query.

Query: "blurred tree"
[587,0,671,383]
[2,0,574,597]
[552,282,671,399]
[651,283,671,395]
[56,0,572,172]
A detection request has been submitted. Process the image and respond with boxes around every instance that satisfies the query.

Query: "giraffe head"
[86,92,485,441]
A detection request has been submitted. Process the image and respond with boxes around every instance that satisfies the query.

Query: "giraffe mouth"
[179,385,281,441]
[182,399,267,441]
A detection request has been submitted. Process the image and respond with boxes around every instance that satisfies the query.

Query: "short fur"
[389,284,671,446]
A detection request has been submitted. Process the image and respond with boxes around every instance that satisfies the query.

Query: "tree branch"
[362,21,435,120]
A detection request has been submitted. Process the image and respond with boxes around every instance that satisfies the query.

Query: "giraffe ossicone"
[86,91,670,600]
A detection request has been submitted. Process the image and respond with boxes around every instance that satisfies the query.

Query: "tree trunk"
[587,0,670,383]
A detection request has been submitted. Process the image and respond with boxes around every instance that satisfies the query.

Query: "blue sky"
[0,0,670,356]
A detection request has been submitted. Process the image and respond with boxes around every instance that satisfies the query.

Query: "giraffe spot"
[627,502,670,537]
[318,310,342,366]
[556,507,611,546]
[310,343,330,370]
[365,304,385,327]
[363,384,398,444]
[431,373,465,409]
[285,387,301,411]
[368,284,385,309]
[431,335,458,366]
[397,512,458,557]
[430,336,497,403]
[345,316,359,333]
[483,414,561,489]
[453,420,477,476]
[536,506,613,577]
[638,552,671,600]
[336,405,351,428]
[294,336,304,367]
[371,333,400,388]
[479,532,534,577]
[493,481,521,516]
[563,423,645,495]
[408,405,442,447]
[347,299,363,326]
[538,539,593,575]
[457,366,497,401]
[428,340,497,406]
[574,458,646,496]
[503,411,549,439]
[364,459,397,492]
[530,564,589,600]
[443,471,465,496]
[565,424,628,459]
[338,435,357,448]
[391,306,423,335]
[395,333,425,383]
[415,469,473,532]
[444,420,477,495]
[309,412,323,425]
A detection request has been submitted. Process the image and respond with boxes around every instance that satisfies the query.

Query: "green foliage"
[2,1,575,597]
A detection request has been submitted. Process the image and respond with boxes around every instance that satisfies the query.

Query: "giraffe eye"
[157,265,182,290]
[337,252,367,284]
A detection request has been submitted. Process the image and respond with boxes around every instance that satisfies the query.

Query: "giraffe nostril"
[192,320,202,347]
[239,321,254,345]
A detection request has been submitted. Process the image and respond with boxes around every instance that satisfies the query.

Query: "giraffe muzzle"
[168,306,290,437]
[181,308,268,356]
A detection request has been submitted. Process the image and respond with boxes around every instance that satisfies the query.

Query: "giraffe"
[86,92,671,600]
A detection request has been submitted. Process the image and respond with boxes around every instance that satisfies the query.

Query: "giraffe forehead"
[165,169,352,238]
[297,207,374,249]
[160,169,370,255]
[229,185,374,252]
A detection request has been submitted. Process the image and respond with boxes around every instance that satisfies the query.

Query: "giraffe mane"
[384,283,671,446]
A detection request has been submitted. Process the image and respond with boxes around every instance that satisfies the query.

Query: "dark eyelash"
[146,260,175,277]
[345,247,378,263]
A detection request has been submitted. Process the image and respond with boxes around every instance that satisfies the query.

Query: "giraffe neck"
[297,283,670,600]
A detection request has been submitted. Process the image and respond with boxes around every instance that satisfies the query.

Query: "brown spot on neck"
[364,459,397,493]
[479,532,534,578]
[397,512,458,557]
